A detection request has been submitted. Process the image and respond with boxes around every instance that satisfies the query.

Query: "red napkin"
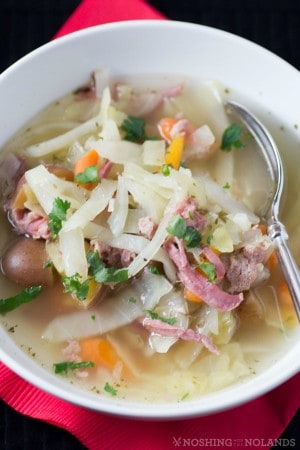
[1,1,299,449]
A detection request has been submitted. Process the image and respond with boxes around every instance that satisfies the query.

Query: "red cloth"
[1,1,299,449]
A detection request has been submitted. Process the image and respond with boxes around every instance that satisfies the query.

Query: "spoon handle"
[268,221,300,321]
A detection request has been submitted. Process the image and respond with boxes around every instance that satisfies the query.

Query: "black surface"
[0,0,299,449]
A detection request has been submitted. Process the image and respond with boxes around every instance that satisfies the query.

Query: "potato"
[1,237,53,287]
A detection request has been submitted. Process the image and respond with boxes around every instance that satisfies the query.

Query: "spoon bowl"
[226,100,300,321]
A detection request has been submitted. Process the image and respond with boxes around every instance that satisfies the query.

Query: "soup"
[0,71,298,403]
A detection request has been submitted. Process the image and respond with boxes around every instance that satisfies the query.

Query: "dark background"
[0,0,299,448]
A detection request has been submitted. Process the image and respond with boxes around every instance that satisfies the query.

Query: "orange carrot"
[278,281,298,327]
[74,149,99,175]
[74,149,100,189]
[184,288,203,303]
[80,337,130,377]
[164,135,185,170]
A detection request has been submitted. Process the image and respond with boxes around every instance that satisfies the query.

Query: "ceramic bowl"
[0,20,299,419]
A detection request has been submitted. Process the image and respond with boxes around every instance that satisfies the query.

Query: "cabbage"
[59,228,88,278]
[25,164,87,214]
[107,176,128,236]
[61,179,116,232]
[198,174,259,223]
[142,140,166,166]
[42,269,173,342]
[86,139,143,164]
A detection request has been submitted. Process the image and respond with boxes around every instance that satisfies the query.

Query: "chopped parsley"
[54,361,94,374]
[223,182,230,189]
[87,250,129,283]
[43,259,53,269]
[166,216,201,248]
[197,262,216,282]
[149,264,162,275]
[62,273,90,300]
[184,226,202,248]
[221,123,245,151]
[104,382,118,396]
[166,216,187,238]
[48,197,71,238]
[0,285,42,314]
[121,116,147,142]
[128,296,137,303]
[74,165,100,184]
[145,309,177,325]
[162,163,172,176]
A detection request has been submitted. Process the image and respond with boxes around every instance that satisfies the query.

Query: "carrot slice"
[164,135,185,170]
[80,337,130,377]
[74,149,99,176]
[184,288,203,303]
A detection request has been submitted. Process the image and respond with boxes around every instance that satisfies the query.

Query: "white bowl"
[0,20,299,419]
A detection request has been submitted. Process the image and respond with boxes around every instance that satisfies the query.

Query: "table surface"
[0,1,299,449]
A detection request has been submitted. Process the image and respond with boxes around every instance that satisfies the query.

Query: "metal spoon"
[225,100,300,321]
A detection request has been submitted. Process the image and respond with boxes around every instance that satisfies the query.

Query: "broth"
[0,72,298,403]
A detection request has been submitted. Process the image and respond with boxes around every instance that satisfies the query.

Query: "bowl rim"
[0,19,299,419]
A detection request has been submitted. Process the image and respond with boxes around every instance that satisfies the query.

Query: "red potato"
[1,237,54,287]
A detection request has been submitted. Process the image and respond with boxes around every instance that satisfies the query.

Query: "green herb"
[128,296,137,303]
[87,250,129,283]
[181,392,190,401]
[54,360,94,374]
[145,309,177,325]
[62,273,90,300]
[162,163,172,176]
[206,234,213,245]
[91,314,96,321]
[121,116,146,142]
[149,264,162,275]
[94,266,129,283]
[74,165,100,184]
[104,382,118,396]
[223,182,230,189]
[48,197,71,238]
[167,216,201,248]
[166,216,187,238]
[0,285,42,314]
[43,259,53,269]
[221,123,245,151]
[197,262,216,282]
[184,226,202,248]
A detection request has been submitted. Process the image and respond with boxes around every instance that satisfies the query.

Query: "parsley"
[43,259,53,269]
[166,216,201,248]
[166,216,187,238]
[54,361,94,374]
[149,264,162,275]
[62,273,90,300]
[121,116,146,142]
[128,296,137,303]
[94,266,129,283]
[0,285,42,314]
[221,123,245,151]
[104,382,117,396]
[48,197,71,238]
[206,234,213,245]
[145,309,177,325]
[184,226,202,248]
[162,163,172,176]
[197,262,216,282]
[74,165,100,184]
[91,314,96,320]
[223,182,230,189]
[87,250,129,283]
